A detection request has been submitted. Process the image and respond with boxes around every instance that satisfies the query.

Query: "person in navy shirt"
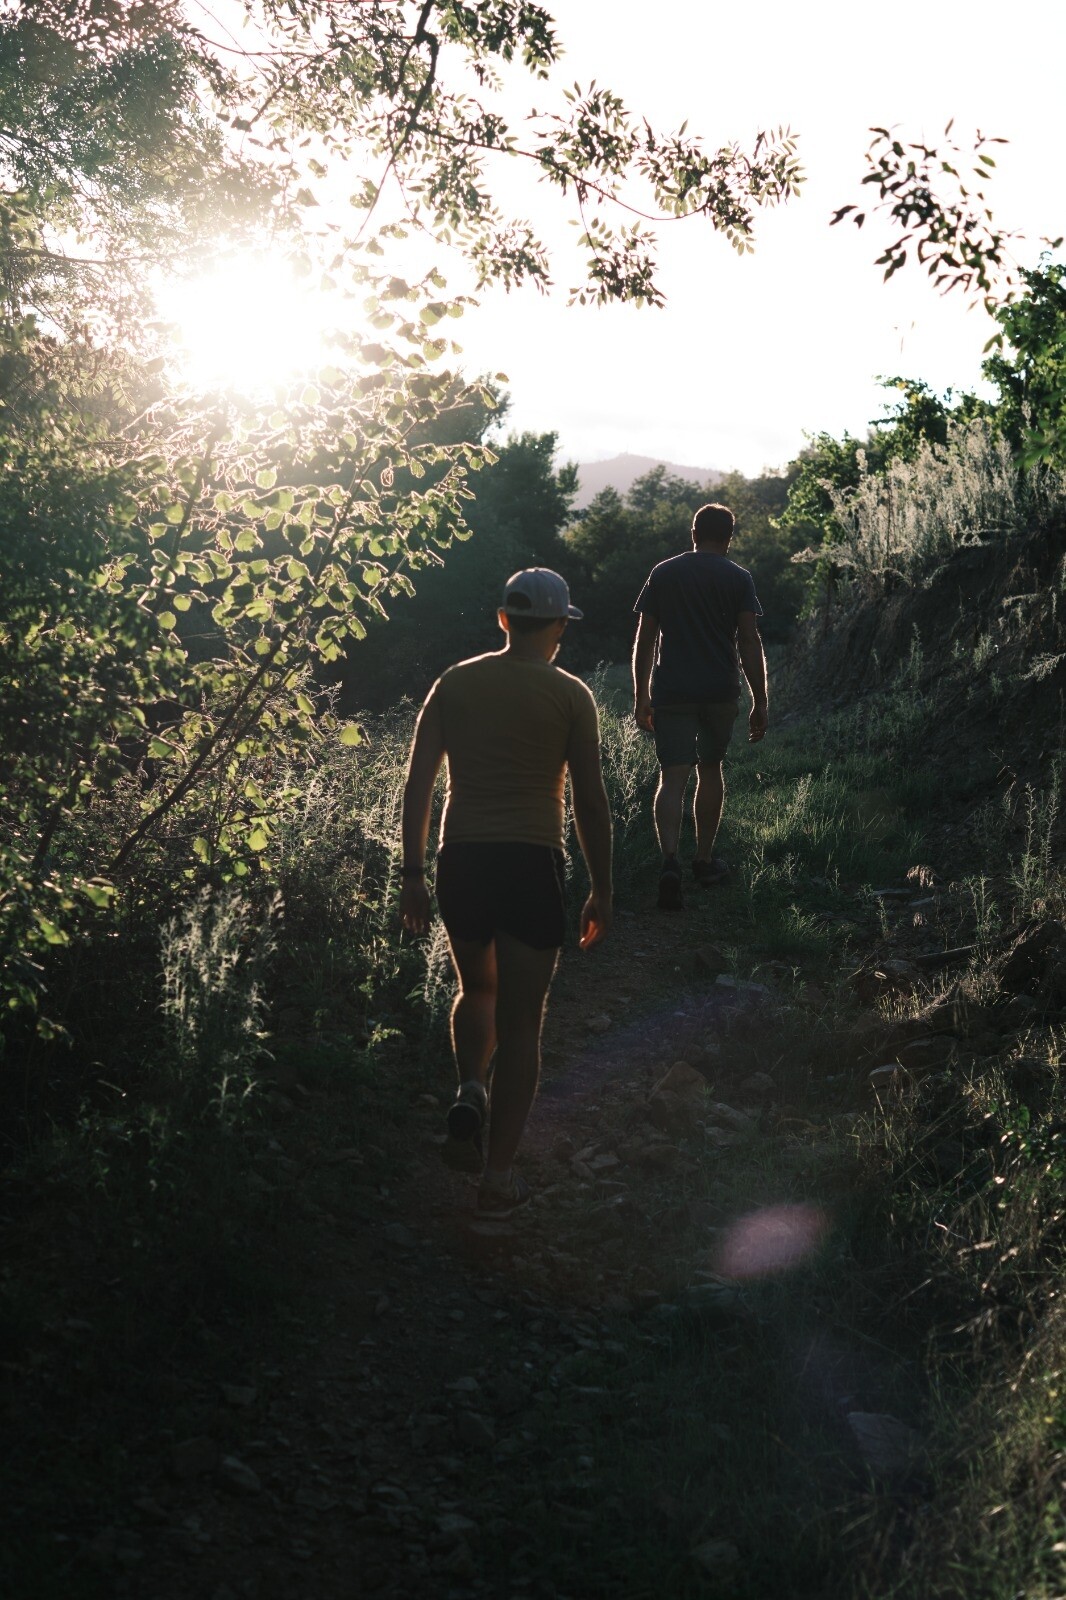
[632,502,768,909]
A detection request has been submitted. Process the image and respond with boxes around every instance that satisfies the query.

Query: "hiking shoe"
[442,1083,486,1173]
[657,858,684,911]
[475,1169,531,1222]
[692,856,730,888]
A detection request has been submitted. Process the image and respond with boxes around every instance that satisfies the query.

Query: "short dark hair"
[691,503,735,545]
[506,613,565,636]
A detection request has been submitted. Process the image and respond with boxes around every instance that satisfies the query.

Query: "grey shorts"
[653,700,739,768]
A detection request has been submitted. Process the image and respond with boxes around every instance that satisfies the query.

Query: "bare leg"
[485,931,558,1174]
[446,936,498,1088]
[654,764,691,857]
[694,760,725,860]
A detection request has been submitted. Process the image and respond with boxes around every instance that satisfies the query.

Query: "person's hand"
[748,703,768,743]
[400,878,432,934]
[579,892,612,948]
[634,694,655,732]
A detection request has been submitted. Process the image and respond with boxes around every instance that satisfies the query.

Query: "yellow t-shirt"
[423,652,600,849]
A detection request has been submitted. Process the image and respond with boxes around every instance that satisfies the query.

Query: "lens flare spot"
[715,1202,828,1279]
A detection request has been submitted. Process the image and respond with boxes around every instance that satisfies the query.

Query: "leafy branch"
[832,123,1020,310]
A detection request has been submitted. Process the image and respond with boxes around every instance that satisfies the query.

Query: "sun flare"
[157,254,342,392]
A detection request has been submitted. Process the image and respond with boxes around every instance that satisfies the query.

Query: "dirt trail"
[86,893,851,1600]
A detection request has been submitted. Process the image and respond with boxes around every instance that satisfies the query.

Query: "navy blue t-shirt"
[633,551,762,705]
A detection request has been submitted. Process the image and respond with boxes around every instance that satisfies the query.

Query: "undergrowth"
[826,415,1066,583]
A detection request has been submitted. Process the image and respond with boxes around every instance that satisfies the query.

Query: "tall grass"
[827,417,1066,582]
[961,771,1065,927]
[1012,777,1063,915]
[160,886,279,1114]
[846,1025,1066,1599]
[582,665,660,882]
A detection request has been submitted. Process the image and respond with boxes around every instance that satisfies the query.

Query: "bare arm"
[632,610,658,731]
[399,696,445,933]
[737,611,768,742]
[567,737,613,947]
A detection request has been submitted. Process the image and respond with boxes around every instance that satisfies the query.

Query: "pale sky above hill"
[447,0,1062,477]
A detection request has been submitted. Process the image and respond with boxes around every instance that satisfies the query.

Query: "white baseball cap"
[500,567,584,620]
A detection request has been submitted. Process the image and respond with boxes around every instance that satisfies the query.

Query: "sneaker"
[441,1083,486,1173]
[692,856,730,888]
[657,858,684,911]
[475,1168,531,1222]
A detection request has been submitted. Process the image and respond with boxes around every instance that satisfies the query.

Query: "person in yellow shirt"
[400,569,613,1225]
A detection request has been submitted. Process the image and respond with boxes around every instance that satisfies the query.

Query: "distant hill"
[571,452,722,510]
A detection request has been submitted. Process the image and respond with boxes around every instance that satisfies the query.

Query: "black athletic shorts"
[435,842,567,951]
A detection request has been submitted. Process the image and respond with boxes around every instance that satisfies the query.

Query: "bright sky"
[445,0,1061,476]
[170,1,1059,478]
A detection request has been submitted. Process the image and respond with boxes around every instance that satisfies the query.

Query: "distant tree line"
[349,411,815,707]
